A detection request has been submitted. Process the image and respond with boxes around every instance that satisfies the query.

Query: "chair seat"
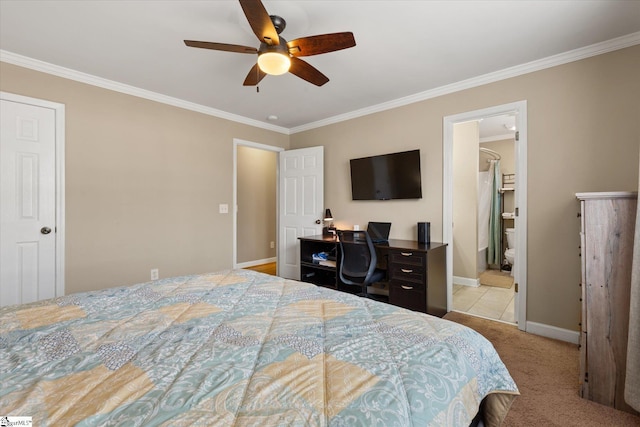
[342,269,385,284]
[369,269,386,284]
[343,269,386,298]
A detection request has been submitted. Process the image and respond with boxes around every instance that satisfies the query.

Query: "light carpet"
[443,311,640,426]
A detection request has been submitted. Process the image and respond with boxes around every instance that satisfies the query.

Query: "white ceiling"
[479,114,516,142]
[1,1,639,132]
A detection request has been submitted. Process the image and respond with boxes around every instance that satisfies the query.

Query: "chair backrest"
[337,230,378,285]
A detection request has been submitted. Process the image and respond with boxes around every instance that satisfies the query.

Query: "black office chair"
[337,230,386,297]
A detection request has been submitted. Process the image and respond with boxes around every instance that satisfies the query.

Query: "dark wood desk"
[298,235,447,317]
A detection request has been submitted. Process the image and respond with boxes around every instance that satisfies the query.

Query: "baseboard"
[453,275,480,287]
[236,257,276,269]
[526,321,580,344]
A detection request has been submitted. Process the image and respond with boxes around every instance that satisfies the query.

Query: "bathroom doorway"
[456,117,516,323]
[443,101,528,330]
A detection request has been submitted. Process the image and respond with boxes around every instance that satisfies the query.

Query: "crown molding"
[2,31,638,135]
[0,50,290,135]
[290,31,640,134]
[480,134,515,144]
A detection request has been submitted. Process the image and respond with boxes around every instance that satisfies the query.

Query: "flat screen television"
[350,149,422,200]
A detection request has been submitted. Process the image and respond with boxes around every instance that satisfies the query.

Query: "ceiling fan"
[184,0,356,87]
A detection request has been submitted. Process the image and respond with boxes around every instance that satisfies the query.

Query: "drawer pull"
[400,252,413,257]
[401,285,414,290]
[401,268,413,273]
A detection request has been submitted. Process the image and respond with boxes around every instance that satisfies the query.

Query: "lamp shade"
[324,209,334,221]
[257,52,291,75]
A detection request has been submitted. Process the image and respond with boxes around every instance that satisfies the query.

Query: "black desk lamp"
[322,209,336,236]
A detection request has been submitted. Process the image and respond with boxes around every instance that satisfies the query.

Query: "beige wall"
[237,146,277,263]
[453,121,479,280]
[480,139,514,174]
[290,45,640,331]
[1,44,638,332]
[0,62,289,294]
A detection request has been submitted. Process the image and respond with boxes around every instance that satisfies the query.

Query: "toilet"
[505,228,515,276]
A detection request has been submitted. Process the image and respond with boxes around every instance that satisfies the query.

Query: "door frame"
[232,138,283,271]
[1,91,65,297]
[443,100,527,330]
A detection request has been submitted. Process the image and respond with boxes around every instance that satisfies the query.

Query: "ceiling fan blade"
[287,32,356,57]
[239,0,279,45]
[184,40,257,54]
[243,63,267,86]
[289,57,329,86]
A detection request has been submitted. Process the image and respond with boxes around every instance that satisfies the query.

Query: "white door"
[278,146,324,280]
[0,98,58,306]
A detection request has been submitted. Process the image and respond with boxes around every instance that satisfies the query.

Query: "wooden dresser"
[576,191,638,414]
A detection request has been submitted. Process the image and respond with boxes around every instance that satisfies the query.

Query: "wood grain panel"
[580,194,637,414]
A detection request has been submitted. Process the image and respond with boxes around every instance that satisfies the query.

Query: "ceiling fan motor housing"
[259,36,288,55]
[269,15,286,34]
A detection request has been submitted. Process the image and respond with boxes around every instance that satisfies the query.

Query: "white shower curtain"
[487,160,502,265]
[478,171,492,250]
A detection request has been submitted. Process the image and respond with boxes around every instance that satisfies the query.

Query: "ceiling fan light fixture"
[257,51,291,75]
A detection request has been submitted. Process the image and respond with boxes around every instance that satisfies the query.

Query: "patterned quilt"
[1,269,518,426]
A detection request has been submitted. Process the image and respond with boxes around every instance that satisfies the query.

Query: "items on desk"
[418,221,431,244]
[322,227,337,236]
[321,208,337,236]
[312,252,336,267]
[367,221,392,243]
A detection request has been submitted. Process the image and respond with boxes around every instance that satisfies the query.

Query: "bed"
[1,269,518,426]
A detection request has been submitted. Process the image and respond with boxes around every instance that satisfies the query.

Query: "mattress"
[0,269,518,426]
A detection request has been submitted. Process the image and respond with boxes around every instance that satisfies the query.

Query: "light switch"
[219,204,229,214]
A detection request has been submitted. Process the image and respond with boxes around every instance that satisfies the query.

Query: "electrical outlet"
[219,204,229,214]
[150,268,159,280]
[270,241,275,249]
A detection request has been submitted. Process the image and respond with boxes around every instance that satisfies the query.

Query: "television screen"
[350,149,422,200]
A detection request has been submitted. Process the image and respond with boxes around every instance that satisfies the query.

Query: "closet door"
[0,98,58,307]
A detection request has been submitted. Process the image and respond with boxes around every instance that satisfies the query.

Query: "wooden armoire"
[576,191,638,415]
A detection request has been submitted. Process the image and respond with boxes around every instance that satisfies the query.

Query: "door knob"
[41,227,52,235]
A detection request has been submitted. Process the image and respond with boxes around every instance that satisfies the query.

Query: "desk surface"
[299,234,447,252]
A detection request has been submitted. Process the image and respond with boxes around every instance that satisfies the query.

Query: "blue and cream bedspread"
[1,269,518,426]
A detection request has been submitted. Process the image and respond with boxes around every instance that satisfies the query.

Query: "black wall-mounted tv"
[350,149,422,200]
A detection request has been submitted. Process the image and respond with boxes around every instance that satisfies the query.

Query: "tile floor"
[453,282,516,323]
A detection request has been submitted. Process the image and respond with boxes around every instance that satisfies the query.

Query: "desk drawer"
[389,250,425,266]
[389,278,425,292]
[389,284,426,312]
[389,267,424,284]
[388,250,426,284]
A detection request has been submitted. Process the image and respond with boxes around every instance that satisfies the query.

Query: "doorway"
[0,92,65,306]
[233,141,324,280]
[443,101,528,330]
[233,139,282,273]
